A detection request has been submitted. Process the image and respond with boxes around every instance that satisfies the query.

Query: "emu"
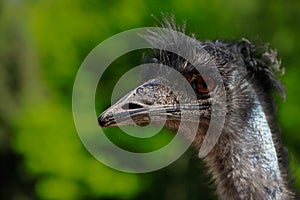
[98,19,294,199]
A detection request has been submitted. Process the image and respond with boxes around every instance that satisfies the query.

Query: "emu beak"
[98,79,180,128]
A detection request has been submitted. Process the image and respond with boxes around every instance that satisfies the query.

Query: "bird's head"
[98,19,285,153]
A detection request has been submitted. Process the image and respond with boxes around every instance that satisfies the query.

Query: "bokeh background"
[1,0,300,199]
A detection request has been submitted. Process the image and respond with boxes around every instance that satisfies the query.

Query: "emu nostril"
[121,103,150,126]
[122,103,144,110]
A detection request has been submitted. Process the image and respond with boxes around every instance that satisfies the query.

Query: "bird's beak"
[98,78,207,128]
[98,79,185,128]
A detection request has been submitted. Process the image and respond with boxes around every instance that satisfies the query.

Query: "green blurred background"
[1,0,300,199]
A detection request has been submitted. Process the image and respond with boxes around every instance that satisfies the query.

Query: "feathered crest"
[141,15,216,75]
[151,13,187,34]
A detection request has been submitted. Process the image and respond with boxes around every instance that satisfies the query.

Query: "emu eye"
[193,76,215,94]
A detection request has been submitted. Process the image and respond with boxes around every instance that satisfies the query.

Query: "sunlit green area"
[1,0,300,199]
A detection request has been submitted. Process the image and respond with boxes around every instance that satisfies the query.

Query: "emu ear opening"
[238,39,286,101]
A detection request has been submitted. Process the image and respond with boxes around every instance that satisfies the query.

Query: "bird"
[98,18,295,199]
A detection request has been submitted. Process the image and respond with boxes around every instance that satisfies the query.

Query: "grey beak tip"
[98,113,107,127]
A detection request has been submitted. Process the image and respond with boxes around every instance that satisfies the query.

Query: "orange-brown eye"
[195,76,215,94]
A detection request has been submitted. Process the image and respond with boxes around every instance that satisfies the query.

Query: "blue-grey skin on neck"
[214,97,284,199]
[248,101,281,198]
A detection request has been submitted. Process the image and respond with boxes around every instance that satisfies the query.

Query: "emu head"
[98,24,285,155]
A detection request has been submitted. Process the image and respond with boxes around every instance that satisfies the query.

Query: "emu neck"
[205,100,290,199]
